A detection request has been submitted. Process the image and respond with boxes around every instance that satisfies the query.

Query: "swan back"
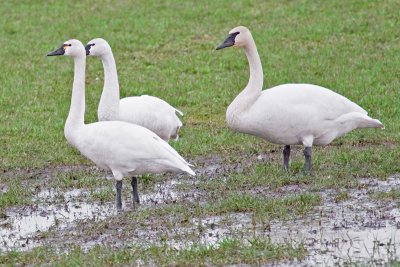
[119,95,183,141]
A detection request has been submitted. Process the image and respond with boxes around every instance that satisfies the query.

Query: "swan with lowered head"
[85,38,183,141]
[47,39,195,210]
[216,26,384,172]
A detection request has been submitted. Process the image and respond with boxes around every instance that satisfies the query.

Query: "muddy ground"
[1,154,399,266]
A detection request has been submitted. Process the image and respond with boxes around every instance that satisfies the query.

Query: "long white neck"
[227,36,263,122]
[243,39,263,97]
[65,56,86,133]
[98,52,120,121]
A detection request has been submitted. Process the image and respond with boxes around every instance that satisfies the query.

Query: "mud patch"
[1,157,400,266]
[141,178,201,205]
[188,175,400,265]
[0,188,116,251]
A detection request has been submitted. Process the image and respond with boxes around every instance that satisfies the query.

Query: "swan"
[216,26,384,172]
[85,38,183,142]
[47,39,195,210]
[85,38,185,205]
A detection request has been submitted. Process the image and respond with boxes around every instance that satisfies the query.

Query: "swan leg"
[116,180,122,211]
[283,145,290,171]
[131,176,140,206]
[303,147,312,173]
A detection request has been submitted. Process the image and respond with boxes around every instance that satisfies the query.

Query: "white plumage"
[217,26,384,172]
[72,121,194,179]
[48,39,194,210]
[86,38,183,141]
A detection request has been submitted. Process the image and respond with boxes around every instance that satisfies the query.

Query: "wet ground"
[0,157,399,265]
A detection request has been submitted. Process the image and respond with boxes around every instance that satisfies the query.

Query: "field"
[1,0,400,265]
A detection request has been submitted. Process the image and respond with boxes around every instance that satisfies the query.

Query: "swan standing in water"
[47,39,195,210]
[85,38,184,203]
[216,26,384,172]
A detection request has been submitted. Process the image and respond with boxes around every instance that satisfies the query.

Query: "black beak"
[85,44,91,56]
[216,32,239,50]
[47,46,65,56]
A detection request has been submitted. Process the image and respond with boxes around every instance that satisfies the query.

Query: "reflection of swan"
[48,39,195,210]
[85,38,183,142]
[217,26,384,172]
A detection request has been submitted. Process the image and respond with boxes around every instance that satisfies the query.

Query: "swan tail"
[335,112,384,135]
[357,115,384,129]
[182,165,196,176]
[175,108,184,116]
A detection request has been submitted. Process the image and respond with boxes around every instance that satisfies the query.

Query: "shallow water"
[0,188,116,251]
[189,176,400,265]
[1,175,399,265]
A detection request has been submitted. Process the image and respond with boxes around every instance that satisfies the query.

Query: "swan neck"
[66,56,86,128]
[226,37,263,128]
[244,39,263,93]
[98,52,120,120]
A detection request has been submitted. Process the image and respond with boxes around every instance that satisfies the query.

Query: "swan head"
[216,26,252,50]
[47,39,86,58]
[85,38,112,57]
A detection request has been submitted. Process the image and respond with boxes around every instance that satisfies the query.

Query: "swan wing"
[75,121,194,176]
[119,95,183,140]
[236,83,376,145]
[262,84,367,120]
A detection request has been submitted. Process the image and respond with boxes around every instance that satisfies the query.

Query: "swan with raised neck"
[217,26,384,173]
[85,38,183,141]
[47,40,195,210]
[48,39,87,146]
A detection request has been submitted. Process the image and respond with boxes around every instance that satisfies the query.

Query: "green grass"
[0,179,32,211]
[0,0,400,265]
[0,0,399,171]
[205,192,321,218]
[0,238,306,266]
[369,188,400,201]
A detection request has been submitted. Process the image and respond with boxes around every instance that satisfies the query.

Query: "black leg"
[116,180,122,211]
[131,176,140,206]
[283,145,290,171]
[303,147,312,174]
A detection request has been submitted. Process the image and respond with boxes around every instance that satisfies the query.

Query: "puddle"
[141,179,183,205]
[140,178,202,205]
[1,170,400,266]
[0,189,116,251]
[0,178,195,252]
[187,176,400,265]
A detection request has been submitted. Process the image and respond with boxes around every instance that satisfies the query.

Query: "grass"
[369,188,400,201]
[205,192,321,218]
[0,238,306,266]
[0,179,32,211]
[0,0,399,171]
[0,0,400,265]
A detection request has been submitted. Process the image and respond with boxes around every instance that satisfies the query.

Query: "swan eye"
[63,44,72,50]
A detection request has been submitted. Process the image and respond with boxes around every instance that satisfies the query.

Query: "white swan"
[85,38,183,142]
[216,26,384,172]
[47,39,195,210]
